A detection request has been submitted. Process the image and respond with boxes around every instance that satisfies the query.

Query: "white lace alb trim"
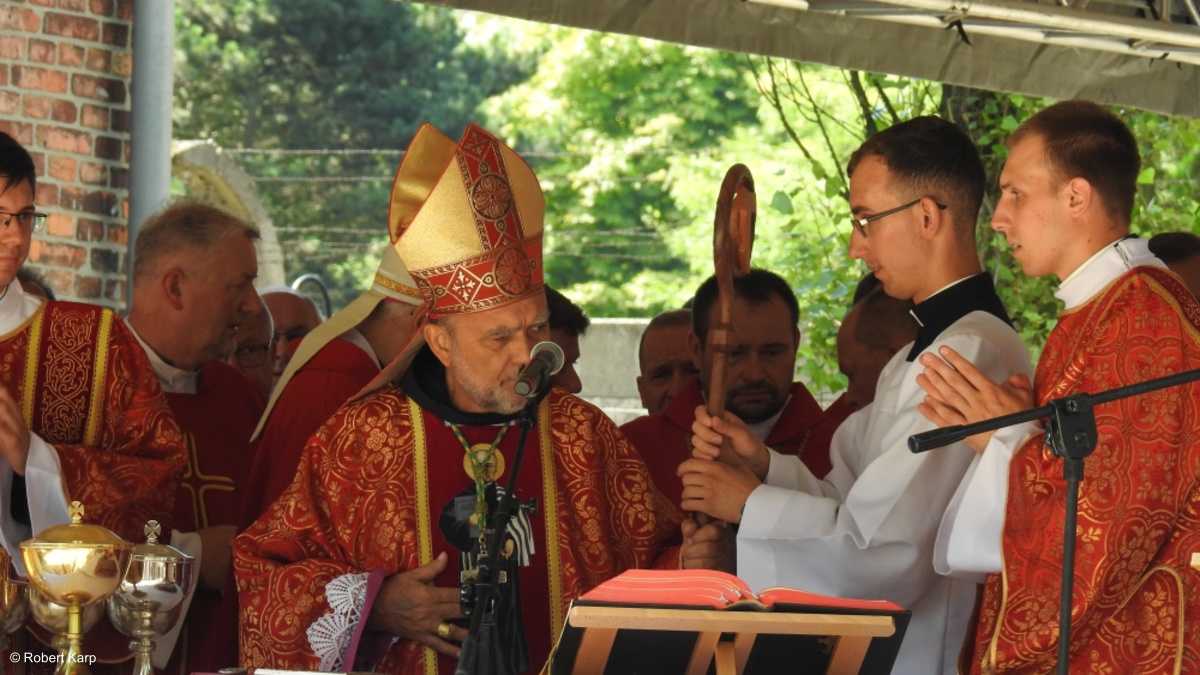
[307,572,370,672]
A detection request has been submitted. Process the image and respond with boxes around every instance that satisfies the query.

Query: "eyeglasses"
[0,210,47,234]
[851,197,947,238]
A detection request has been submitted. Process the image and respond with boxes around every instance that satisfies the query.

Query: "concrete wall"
[576,318,649,426]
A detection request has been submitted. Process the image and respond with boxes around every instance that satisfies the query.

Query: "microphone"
[514,341,564,398]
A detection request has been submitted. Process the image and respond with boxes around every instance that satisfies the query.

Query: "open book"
[549,570,910,674]
[579,569,904,613]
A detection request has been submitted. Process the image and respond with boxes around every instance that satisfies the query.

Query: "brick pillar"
[0,0,132,307]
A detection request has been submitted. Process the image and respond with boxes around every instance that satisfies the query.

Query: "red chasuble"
[0,301,185,537]
[0,301,185,665]
[969,267,1200,674]
[163,361,264,674]
[621,379,826,507]
[234,376,680,674]
[241,337,378,528]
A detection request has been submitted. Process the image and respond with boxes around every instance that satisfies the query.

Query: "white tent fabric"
[426,0,1200,117]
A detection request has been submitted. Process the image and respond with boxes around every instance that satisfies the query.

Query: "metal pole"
[128,0,175,311]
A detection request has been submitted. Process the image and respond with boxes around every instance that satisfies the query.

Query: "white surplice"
[737,275,1032,675]
[0,280,71,576]
[934,238,1167,579]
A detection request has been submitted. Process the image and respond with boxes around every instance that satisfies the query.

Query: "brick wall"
[0,0,132,307]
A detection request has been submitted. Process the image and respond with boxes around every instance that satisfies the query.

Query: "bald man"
[261,287,323,379]
[635,309,698,415]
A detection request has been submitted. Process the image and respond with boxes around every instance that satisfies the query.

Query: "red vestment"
[241,338,378,528]
[163,361,264,674]
[621,379,825,507]
[234,382,680,674]
[969,267,1200,674]
[0,301,185,536]
[0,301,185,663]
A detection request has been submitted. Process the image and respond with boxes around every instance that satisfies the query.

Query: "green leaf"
[771,190,794,215]
[1000,115,1019,132]
[1137,167,1156,185]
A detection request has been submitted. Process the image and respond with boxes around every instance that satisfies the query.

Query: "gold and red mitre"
[389,122,545,317]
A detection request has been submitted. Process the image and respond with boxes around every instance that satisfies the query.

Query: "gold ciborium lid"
[20,501,131,607]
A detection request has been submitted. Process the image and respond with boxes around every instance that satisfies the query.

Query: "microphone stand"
[455,383,543,675]
[909,366,1200,675]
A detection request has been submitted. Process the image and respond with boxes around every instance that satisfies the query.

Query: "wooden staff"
[693,164,756,522]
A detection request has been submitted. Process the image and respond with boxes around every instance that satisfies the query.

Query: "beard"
[726,380,787,424]
[446,357,526,415]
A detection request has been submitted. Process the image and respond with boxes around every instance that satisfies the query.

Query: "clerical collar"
[906,273,1011,362]
[745,396,789,442]
[1055,236,1166,311]
[0,280,43,335]
[402,346,529,426]
[123,319,199,395]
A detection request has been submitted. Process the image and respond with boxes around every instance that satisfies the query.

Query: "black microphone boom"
[514,341,565,398]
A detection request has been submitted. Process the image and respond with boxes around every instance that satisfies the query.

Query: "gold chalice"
[0,548,29,650]
[20,501,131,675]
[29,589,103,650]
[108,520,194,675]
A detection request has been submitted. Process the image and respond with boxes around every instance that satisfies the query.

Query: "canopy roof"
[427,0,1200,117]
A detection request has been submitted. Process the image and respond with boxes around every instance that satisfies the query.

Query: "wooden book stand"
[550,603,903,675]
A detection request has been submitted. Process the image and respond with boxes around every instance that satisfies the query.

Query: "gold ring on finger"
[437,622,453,639]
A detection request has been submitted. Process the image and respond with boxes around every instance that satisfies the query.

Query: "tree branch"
[754,58,826,176]
[871,76,902,126]
[846,71,878,138]
[795,68,848,197]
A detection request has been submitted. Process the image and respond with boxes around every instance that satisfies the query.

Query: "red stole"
[969,267,1200,674]
[1,300,114,448]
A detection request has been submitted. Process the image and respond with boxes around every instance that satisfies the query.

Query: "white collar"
[746,396,789,442]
[0,280,44,334]
[925,274,976,301]
[909,274,977,328]
[124,319,199,394]
[1055,237,1167,310]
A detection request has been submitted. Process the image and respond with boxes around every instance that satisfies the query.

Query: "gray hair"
[134,200,259,281]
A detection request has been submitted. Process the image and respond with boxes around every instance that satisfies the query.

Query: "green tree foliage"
[483,32,762,315]
[173,0,533,307]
